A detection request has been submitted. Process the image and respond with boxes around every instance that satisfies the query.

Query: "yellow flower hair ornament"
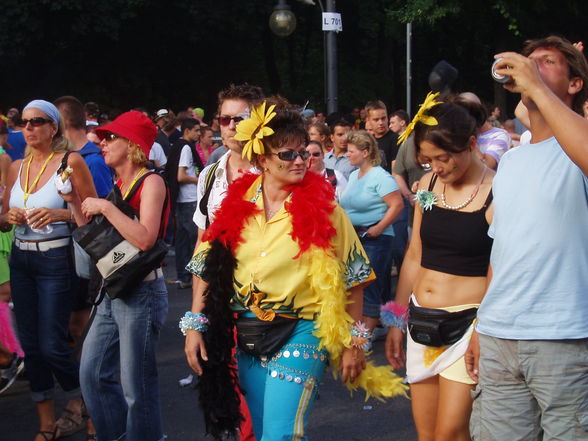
[234,101,277,161]
[397,91,442,145]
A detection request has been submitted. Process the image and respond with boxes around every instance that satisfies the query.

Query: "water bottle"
[25,207,53,235]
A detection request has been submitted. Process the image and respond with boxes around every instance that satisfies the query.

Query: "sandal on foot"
[55,408,86,437]
[35,429,58,441]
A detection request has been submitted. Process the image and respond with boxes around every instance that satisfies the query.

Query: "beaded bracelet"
[380,301,409,331]
[350,321,372,352]
[179,312,209,336]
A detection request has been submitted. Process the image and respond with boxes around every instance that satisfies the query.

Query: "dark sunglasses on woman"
[104,133,122,142]
[21,117,53,127]
[274,150,311,161]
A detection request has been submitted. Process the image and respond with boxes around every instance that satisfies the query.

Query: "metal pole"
[406,22,412,116]
[325,0,338,115]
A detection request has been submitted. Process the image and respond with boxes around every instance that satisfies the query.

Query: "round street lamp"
[269,1,297,37]
[269,0,339,114]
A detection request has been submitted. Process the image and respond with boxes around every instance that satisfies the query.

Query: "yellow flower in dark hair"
[234,102,277,161]
[398,92,442,145]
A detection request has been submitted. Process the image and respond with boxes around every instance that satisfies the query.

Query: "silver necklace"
[439,166,488,211]
[263,191,291,220]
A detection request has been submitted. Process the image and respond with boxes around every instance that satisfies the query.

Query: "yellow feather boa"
[308,247,408,401]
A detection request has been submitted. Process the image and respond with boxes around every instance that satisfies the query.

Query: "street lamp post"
[324,0,338,115]
[406,22,412,116]
[269,0,339,114]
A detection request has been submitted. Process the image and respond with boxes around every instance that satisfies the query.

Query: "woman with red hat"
[68,110,170,441]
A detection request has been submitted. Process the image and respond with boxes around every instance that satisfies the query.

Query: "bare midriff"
[413,267,486,308]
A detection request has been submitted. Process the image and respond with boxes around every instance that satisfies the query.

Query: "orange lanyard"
[23,152,55,207]
[123,167,147,200]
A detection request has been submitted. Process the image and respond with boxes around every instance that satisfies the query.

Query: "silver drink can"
[491,58,510,83]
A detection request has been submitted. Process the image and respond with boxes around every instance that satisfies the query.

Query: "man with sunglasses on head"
[306,140,347,201]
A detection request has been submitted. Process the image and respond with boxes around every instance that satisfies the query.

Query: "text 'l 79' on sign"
[322,13,343,32]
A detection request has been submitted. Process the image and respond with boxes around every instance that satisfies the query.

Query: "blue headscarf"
[23,100,61,125]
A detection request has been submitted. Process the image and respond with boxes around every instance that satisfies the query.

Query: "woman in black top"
[384,95,494,441]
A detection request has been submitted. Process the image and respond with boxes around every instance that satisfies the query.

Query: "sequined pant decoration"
[236,318,328,441]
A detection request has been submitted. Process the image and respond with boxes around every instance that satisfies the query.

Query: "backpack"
[164,138,203,209]
[198,161,221,228]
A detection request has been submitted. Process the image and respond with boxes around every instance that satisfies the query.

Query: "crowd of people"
[0,34,588,441]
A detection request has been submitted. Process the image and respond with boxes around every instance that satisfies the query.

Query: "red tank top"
[117,173,170,238]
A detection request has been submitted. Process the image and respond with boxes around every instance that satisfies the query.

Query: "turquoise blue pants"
[236,317,328,441]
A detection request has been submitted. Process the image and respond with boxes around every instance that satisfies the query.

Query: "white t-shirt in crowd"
[149,142,167,167]
[177,144,198,203]
[193,151,258,229]
[519,130,532,146]
[321,168,347,201]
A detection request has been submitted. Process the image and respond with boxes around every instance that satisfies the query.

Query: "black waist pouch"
[235,315,298,357]
[408,300,477,347]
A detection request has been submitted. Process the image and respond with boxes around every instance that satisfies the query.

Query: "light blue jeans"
[80,278,168,441]
[237,318,328,441]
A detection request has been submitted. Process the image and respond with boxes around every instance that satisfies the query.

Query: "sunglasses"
[309,151,322,157]
[218,113,250,126]
[103,133,122,142]
[274,150,311,161]
[21,117,53,127]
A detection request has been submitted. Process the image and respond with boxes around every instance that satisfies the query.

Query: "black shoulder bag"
[72,172,168,299]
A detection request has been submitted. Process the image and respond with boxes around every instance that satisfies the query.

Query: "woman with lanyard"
[383,94,494,441]
[339,130,404,333]
[68,111,169,441]
[183,100,407,441]
[0,99,96,441]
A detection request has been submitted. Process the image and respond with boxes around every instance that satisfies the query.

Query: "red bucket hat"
[96,110,157,156]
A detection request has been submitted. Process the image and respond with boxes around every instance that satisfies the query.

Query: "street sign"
[322,12,342,32]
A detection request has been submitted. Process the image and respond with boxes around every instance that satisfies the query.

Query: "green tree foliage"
[0,0,587,118]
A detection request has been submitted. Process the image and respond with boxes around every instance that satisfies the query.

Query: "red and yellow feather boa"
[204,170,407,401]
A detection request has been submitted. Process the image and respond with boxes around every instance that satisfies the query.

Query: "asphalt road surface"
[2,256,417,441]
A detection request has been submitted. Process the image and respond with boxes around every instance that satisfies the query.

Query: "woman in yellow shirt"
[183,100,406,440]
